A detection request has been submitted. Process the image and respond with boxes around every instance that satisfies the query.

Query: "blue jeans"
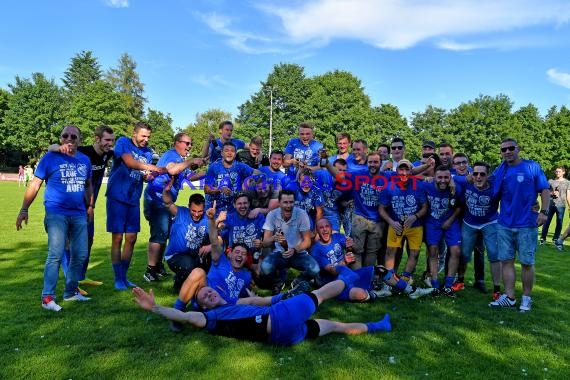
[462,222,499,263]
[143,199,171,244]
[261,251,320,283]
[43,212,88,299]
[541,204,566,241]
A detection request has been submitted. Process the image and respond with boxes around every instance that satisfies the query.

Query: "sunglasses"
[472,172,487,177]
[391,146,404,150]
[453,161,468,166]
[178,140,192,146]
[61,133,78,140]
[501,146,516,152]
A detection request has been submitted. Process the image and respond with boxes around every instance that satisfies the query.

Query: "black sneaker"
[441,287,457,298]
[143,267,159,282]
[157,264,171,278]
[282,280,311,300]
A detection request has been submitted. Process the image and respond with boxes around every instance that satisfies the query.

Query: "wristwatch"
[540,210,548,216]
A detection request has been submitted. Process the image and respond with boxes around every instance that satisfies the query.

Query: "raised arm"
[206,201,222,262]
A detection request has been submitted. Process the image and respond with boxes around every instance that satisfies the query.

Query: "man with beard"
[260,190,320,294]
[236,136,269,169]
[424,166,463,297]
[259,150,286,191]
[106,122,163,290]
[163,184,213,292]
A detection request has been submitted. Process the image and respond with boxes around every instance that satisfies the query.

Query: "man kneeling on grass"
[133,269,391,346]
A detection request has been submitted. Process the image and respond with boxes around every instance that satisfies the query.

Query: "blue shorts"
[106,199,141,233]
[426,220,461,247]
[270,293,316,346]
[143,198,172,244]
[337,266,374,301]
[497,224,537,265]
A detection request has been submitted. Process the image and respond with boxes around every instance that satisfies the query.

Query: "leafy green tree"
[543,106,570,173]
[511,104,546,166]
[64,80,131,143]
[62,50,102,96]
[182,109,234,157]
[238,63,311,151]
[370,104,413,157]
[106,53,146,121]
[446,94,516,167]
[144,108,174,155]
[2,73,65,158]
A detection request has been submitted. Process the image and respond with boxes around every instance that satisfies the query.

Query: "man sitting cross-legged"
[133,274,392,346]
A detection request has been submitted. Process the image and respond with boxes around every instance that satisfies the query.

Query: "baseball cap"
[397,159,413,169]
[422,140,436,149]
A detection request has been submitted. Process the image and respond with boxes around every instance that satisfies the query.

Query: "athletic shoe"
[373,283,393,298]
[451,281,465,292]
[489,294,516,308]
[555,239,564,251]
[408,286,434,299]
[492,291,501,301]
[282,280,311,300]
[170,321,183,333]
[79,278,103,286]
[421,271,432,288]
[64,292,91,302]
[143,268,159,282]
[42,296,62,312]
[539,238,545,246]
[519,295,533,312]
[441,287,457,298]
[157,264,171,278]
[473,280,488,294]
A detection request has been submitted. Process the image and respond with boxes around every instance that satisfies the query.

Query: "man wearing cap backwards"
[379,159,428,289]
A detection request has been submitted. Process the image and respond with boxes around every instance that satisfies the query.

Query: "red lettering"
[354,175,370,190]
[371,175,387,190]
[390,175,405,190]
[335,172,352,191]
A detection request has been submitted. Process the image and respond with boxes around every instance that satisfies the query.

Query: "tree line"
[1,53,568,175]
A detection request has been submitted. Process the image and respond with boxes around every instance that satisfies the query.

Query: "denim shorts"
[143,199,172,244]
[497,224,537,265]
[462,222,499,262]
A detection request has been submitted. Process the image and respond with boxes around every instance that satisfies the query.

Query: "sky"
[1,0,570,130]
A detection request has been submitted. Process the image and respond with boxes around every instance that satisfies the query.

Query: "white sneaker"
[519,295,532,312]
[423,276,432,288]
[64,292,91,302]
[42,296,62,311]
[372,283,392,298]
[408,287,434,299]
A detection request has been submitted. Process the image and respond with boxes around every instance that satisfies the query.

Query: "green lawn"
[1,181,569,379]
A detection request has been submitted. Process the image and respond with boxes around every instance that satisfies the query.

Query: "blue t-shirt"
[144,148,191,203]
[205,161,254,213]
[493,160,549,228]
[454,176,498,226]
[209,138,246,163]
[220,212,265,252]
[289,182,324,228]
[379,181,426,228]
[164,207,210,260]
[424,181,462,227]
[284,138,323,177]
[341,169,395,222]
[106,136,153,205]
[258,166,286,190]
[328,153,354,165]
[346,156,367,171]
[315,170,348,217]
[310,233,346,283]
[207,253,251,305]
[35,151,92,216]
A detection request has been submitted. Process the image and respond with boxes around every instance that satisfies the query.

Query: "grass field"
[1,181,569,379]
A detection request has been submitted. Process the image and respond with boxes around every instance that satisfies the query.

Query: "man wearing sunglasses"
[454,161,502,301]
[489,138,549,312]
[143,133,205,283]
[16,125,93,311]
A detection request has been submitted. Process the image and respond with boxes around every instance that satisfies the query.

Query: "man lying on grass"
[132,271,392,346]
